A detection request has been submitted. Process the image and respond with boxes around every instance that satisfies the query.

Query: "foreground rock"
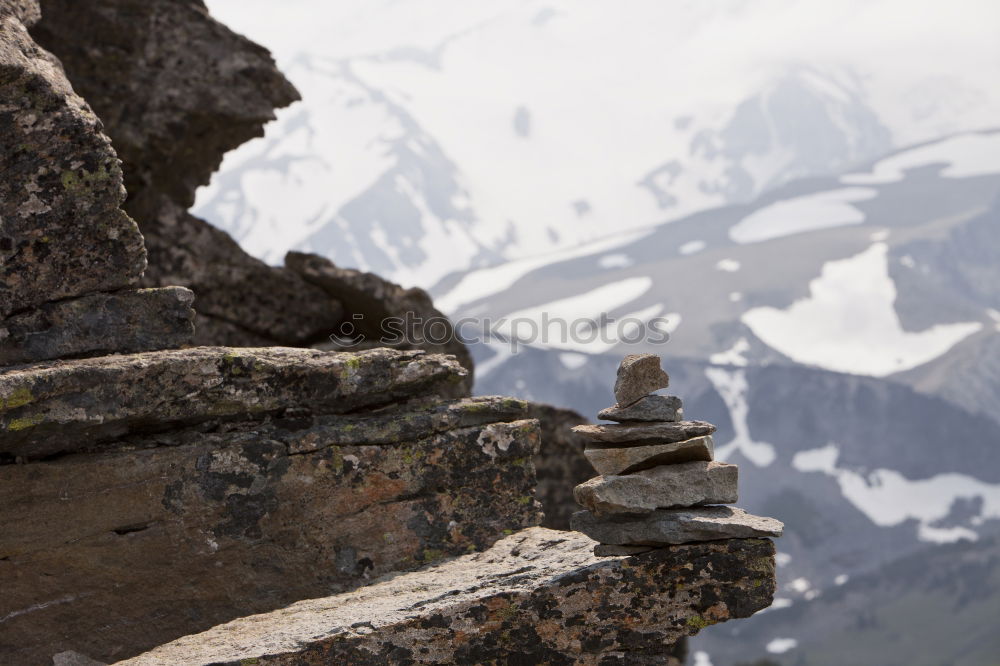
[574,461,739,515]
[613,353,670,407]
[0,287,194,365]
[0,397,541,663]
[584,435,714,476]
[118,529,776,666]
[598,394,683,422]
[0,347,465,460]
[572,506,784,546]
[573,420,716,446]
[0,9,145,317]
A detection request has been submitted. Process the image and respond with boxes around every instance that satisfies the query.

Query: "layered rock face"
[30,0,471,375]
[0,350,543,663]
[119,529,776,666]
[0,1,194,364]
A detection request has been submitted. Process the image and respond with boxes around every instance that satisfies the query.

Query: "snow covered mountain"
[444,130,1000,663]
[195,1,1000,662]
[199,0,1000,288]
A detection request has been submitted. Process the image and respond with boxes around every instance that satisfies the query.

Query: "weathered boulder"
[574,461,739,515]
[117,529,777,666]
[584,434,715,476]
[573,420,716,446]
[288,251,474,379]
[0,9,145,318]
[613,353,669,407]
[0,398,542,663]
[0,287,194,366]
[31,0,346,348]
[572,506,784,546]
[32,0,298,212]
[598,394,683,422]
[0,347,466,460]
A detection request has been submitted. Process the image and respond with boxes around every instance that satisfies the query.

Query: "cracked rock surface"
[118,528,776,666]
[0,397,542,663]
[0,347,466,460]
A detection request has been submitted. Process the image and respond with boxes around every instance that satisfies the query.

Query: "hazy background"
[202,2,1000,663]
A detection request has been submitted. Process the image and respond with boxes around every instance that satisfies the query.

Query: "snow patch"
[494,277,654,353]
[766,638,798,654]
[716,258,741,272]
[709,337,750,367]
[742,243,982,377]
[436,229,652,313]
[730,187,877,244]
[792,443,1000,543]
[598,253,633,269]
[841,132,1000,185]
[559,352,589,370]
[704,367,776,467]
[679,240,706,255]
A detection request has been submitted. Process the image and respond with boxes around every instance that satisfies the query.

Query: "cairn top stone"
[613,354,669,407]
[599,395,682,423]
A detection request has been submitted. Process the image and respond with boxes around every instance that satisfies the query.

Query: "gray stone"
[571,506,784,546]
[573,421,716,446]
[613,353,669,407]
[584,435,714,476]
[0,11,146,318]
[0,347,466,460]
[574,461,739,515]
[0,287,194,366]
[598,394,683,422]
[115,529,776,666]
[593,543,655,556]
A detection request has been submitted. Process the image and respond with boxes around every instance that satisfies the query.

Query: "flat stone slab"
[613,354,669,407]
[584,435,714,475]
[117,528,776,666]
[572,506,784,546]
[598,394,683,422]
[573,421,716,447]
[574,461,738,515]
[0,347,465,460]
[0,287,194,366]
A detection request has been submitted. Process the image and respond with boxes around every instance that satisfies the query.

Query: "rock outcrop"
[1,382,543,663]
[1,3,778,664]
[0,2,194,364]
[118,529,776,666]
[31,0,472,375]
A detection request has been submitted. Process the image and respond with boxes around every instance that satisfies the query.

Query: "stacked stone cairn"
[571,354,783,555]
